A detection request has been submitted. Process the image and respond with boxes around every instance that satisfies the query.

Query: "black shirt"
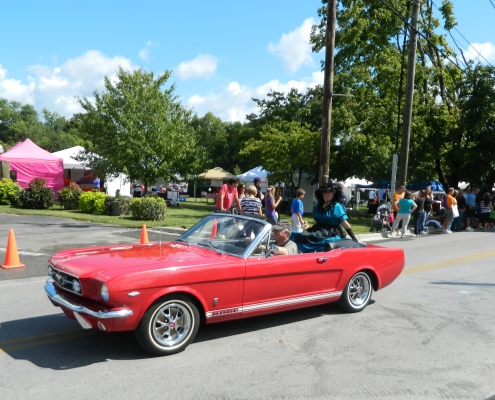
[414,197,425,214]
[423,196,433,212]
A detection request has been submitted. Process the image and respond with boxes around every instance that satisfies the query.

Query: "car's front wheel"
[338,271,373,313]
[135,295,200,356]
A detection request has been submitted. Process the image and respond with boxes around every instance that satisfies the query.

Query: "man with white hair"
[271,221,298,255]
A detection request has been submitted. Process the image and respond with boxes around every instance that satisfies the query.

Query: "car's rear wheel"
[135,295,200,356]
[338,271,373,313]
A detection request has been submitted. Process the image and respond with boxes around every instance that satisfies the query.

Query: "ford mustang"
[45,214,405,356]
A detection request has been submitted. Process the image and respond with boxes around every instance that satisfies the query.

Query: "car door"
[242,239,341,318]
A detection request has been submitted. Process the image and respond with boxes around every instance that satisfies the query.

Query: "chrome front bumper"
[45,279,133,319]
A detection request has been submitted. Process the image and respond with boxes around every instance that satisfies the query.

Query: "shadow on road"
[0,300,366,369]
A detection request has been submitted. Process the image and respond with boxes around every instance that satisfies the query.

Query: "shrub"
[104,195,132,216]
[58,184,82,209]
[0,178,23,205]
[131,197,166,220]
[18,177,54,209]
[78,191,108,214]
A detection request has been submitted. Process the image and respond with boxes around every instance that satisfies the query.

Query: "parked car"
[45,214,405,356]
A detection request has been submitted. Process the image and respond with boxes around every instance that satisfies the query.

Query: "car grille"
[51,267,82,296]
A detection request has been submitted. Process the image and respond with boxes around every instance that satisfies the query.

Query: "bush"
[58,183,82,209]
[18,177,54,209]
[0,178,23,205]
[104,195,132,216]
[78,191,108,214]
[131,197,166,220]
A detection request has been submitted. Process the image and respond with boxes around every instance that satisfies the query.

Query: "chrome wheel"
[348,273,371,307]
[152,302,191,347]
[339,271,373,313]
[135,295,200,356]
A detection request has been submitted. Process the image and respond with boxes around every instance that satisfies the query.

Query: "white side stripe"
[205,291,342,318]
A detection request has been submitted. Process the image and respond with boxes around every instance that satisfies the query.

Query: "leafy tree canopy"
[76,67,198,188]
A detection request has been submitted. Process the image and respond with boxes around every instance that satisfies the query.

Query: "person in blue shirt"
[291,188,306,232]
[93,176,100,191]
[292,184,359,252]
[465,187,479,231]
[390,191,417,238]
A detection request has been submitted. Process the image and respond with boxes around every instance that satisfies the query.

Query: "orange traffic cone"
[140,224,149,244]
[1,229,25,269]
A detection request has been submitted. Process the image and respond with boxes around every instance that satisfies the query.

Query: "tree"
[77,68,198,189]
[310,0,464,186]
[0,99,85,153]
[241,121,320,195]
[0,99,41,146]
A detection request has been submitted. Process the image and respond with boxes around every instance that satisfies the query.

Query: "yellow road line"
[0,332,95,353]
[0,328,83,346]
[403,249,495,275]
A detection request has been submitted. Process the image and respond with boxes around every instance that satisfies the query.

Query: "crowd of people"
[388,185,495,237]
[212,174,495,254]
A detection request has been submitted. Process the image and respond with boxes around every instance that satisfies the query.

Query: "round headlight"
[101,283,109,302]
[72,279,81,294]
[47,266,54,277]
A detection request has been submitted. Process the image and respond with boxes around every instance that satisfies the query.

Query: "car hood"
[49,242,231,278]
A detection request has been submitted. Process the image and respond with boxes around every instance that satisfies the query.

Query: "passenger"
[270,221,298,255]
[292,184,359,252]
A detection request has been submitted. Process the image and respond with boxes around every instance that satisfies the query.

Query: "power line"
[430,0,495,68]
[377,0,467,70]
[392,0,471,69]
[489,0,495,11]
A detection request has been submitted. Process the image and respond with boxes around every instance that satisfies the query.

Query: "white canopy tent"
[237,166,269,181]
[237,166,270,192]
[52,146,86,169]
[343,177,373,187]
[52,146,131,197]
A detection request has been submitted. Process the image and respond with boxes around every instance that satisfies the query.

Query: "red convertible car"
[45,214,405,356]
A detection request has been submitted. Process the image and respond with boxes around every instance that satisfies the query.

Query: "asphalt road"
[1,214,495,399]
[0,214,181,280]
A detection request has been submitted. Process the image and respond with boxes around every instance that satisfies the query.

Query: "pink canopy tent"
[0,139,64,192]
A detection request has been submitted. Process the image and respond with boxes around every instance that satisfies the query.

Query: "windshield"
[177,215,268,257]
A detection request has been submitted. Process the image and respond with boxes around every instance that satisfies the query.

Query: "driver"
[271,221,298,255]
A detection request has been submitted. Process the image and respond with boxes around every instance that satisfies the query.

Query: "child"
[265,185,282,225]
[291,188,306,232]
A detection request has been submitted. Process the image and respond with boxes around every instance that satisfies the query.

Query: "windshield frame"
[176,214,273,259]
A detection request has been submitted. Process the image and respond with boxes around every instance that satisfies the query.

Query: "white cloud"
[268,18,315,74]
[0,64,36,104]
[465,42,495,64]
[0,51,138,117]
[138,40,158,62]
[187,71,323,122]
[176,54,218,80]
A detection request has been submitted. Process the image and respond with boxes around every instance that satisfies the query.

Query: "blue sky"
[0,0,493,122]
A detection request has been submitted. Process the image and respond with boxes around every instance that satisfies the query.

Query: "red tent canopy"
[0,139,64,192]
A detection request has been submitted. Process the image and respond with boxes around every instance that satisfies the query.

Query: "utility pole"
[319,0,337,185]
[397,0,421,187]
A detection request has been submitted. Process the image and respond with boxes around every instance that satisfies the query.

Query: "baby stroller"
[370,203,392,232]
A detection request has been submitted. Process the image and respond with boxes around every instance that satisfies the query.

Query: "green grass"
[0,200,373,233]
